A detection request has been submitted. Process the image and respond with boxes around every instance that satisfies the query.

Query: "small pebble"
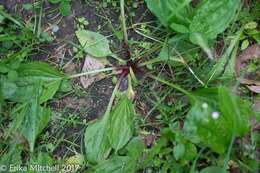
[52,25,60,33]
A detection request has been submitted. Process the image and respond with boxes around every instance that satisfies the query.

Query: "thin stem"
[139,57,183,67]
[134,29,163,43]
[68,67,115,79]
[103,82,120,121]
[149,74,195,100]
[223,134,235,170]
[120,0,128,43]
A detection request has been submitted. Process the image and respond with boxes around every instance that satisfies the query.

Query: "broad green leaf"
[84,83,119,164]
[208,31,242,82]
[22,104,51,152]
[28,152,54,173]
[6,103,28,137]
[183,87,253,154]
[60,1,71,16]
[30,152,54,166]
[145,0,192,30]
[1,79,17,99]
[59,80,73,92]
[108,95,135,151]
[0,83,3,113]
[173,143,185,160]
[40,79,62,103]
[48,0,61,3]
[182,142,197,162]
[0,144,23,165]
[170,23,190,33]
[20,85,52,152]
[0,13,5,23]
[126,137,145,159]
[7,70,18,81]
[4,61,64,103]
[76,30,112,57]
[84,119,111,163]
[190,0,240,40]
[0,63,10,73]
[200,166,226,173]
[17,61,63,82]
[93,156,136,173]
[218,86,252,136]
[144,138,168,165]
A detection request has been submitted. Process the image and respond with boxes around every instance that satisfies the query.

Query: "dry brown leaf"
[247,85,260,93]
[80,55,105,89]
[236,44,260,93]
[253,100,260,112]
[64,62,76,75]
[240,79,260,86]
[236,44,260,75]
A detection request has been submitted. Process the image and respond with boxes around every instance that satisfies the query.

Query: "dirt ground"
[0,0,154,157]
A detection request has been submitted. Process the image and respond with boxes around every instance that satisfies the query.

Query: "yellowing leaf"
[66,154,84,165]
[241,39,249,50]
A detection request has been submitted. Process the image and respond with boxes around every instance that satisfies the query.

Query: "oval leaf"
[76,30,112,58]
[84,119,111,163]
[108,95,135,151]
[200,166,226,173]
[190,0,239,40]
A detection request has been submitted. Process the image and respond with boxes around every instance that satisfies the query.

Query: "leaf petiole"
[67,67,115,79]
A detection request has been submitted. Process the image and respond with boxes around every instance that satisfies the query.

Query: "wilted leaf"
[235,44,260,93]
[76,30,112,57]
[247,85,260,93]
[236,44,260,75]
[80,55,105,89]
[108,95,135,151]
[84,119,111,163]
